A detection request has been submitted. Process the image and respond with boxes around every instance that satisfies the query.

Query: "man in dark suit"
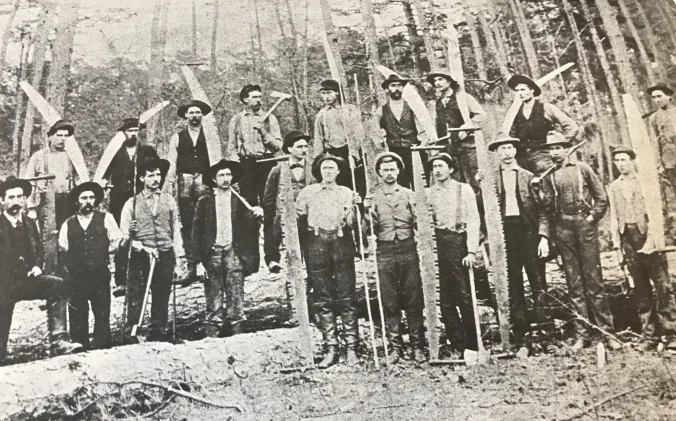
[0,176,83,362]
[189,159,263,337]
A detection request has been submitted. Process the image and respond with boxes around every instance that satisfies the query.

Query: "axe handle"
[261,97,290,122]
[25,175,56,182]
[257,155,289,164]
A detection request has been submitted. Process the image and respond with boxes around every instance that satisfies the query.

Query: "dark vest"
[66,211,109,273]
[380,102,418,148]
[512,100,553,151]
[176,128,210,175]
[435,93,475,147]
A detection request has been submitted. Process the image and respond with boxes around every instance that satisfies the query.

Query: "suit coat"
[189,187,260,276]
[495,166,550,238]
[262,159,314,223]
[608,176,649,248]
[0,214,44,293]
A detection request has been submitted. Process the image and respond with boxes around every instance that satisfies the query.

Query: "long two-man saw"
[181,65,222,164]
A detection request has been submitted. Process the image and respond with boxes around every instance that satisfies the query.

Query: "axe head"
[270,91,293,100]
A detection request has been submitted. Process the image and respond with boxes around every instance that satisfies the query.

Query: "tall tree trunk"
[283,0,298,43]
[248,15,258,78]
[273,0,286,38]
[301,0,310,128]
[402,1,422,77]
[478,9,511,81]
[0,0,21,77]
[465,9,487,80]
[147,0,169,153]
[191,0,197,58]
[12,32,27,175]
[631,0,665,81]
[360,0,379,67]
[253,0,264,56]
[545,28,566,97]
[210,0,220,70]
[615,0,656,85]
[492,17,512,75]
[506,0,539,77]
[412,0,441,69]
[318,0,348,91]
[656,0,676,51]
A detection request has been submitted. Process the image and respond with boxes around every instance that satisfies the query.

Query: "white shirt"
[215,189,233,246]
[4,211,21,228]
[188,126,201,146]
[501,165,520,217]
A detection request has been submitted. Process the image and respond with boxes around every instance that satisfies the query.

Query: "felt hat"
[69,181,104,207]
[240,84,262,102]
[138,157,170,178]
[0,175,32,198]
[311,154,345,182]
[374,151,405,174]
[177,100,212,118]
[428,152,457,171]
[381,74,409,89]
[282,130,311,153]
[47,120,75,136]
[507,74,542,97]
[319,79,341,93]
[426,69,456,85]
[118,117,147,132]
[611,145,636,160]
[647,83,674,96]
[542,131,572,149]
[488,133,521,152]
[204,159,242,188]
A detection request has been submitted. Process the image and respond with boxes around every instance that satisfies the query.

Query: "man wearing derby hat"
[101,117,159,294]
[59,181,123,350]
[427,69,485,191]
[608,146,676,352]
[486,134,551,357]
[120,157,185,343]
[364,152,425,363]
[426,152,481,357]
[647,84,676,195]
[0,176,83,362]
[296,153,361,367]
[262,130,315,274]
[507,74,579,175]
[538,131,620,352]
[190,159,264,337]
[374,75,428,188]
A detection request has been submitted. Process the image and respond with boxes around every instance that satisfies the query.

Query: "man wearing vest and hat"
[375,75,428,188]
[538,131,621,351]
[647,84,676,196]
[364,152,425,363]
[101,118,159,294]
[165,99,213,255]
[59,181,123,349]
[0,176,83,362]
[427,70,486,192]
[296,154,361,367]
[190,159,264,337]
[427,153,481,357]
[120,158,185,342]
[262,130,315,273]
[507,75,580,175]
[487,134,551,357]
[608,146,676,351]
[227,84,283,209]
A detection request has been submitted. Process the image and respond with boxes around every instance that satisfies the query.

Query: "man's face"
[140,168,163,191]
[613,153,634,175]
[214,168,233,190]
[515,84,535,102]
[124,127,139,146]
[387,82,404,100]
[432,159,452,182]
[186,107,203,127]
[497,143,517,165]
[549,145,567,163]
[244,90,263,111]
[50,129,69,150]
[378,161,400,185]
[433,76,450,91]
[652,90,672,108]
[320,89,338,106]
[2,187,25,216]
[78,191,97,215]
[320,160,339,183]
[288,139,308,160]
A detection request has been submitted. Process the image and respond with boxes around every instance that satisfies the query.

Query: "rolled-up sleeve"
[104,212,123,252]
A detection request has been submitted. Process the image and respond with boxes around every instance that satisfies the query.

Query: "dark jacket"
[262,159,314,224]
[103,143,159,198]
[495,166,550,238]
[0,214,43,292]
[189,187,260,276]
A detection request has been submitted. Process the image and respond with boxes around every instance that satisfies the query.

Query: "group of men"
[1,71,675,370]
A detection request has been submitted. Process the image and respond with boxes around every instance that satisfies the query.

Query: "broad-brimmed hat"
[204,159,242,188]
[0,175,32,198]
[138,157,170,178]
[381,74,409,89]
[647,83,674,96]
[428,152,457,171]
[177,100,212,118]
[426,69,456,85]
[312,154,345,182]
[240,84,262,102]
[69,181,104,207]
[47,120,74,137]
[542,131,571,149]
[283,130,311,153]
[488,133,521,152]
[374,152,405,174]
[319,79,341,93]
[507,74,542,97]
[611,145,636,160]
[117,117,147,132]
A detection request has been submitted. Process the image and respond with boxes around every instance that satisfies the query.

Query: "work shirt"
[296,182,354,231]
[650,104,676,168]
[214,189,233,247]
[544,161,608,221]
[23,146,78,209]
[227,109,282,160]
[501,165,520,216]
[369,184,416,242]
[313,103,365,159]
[428,179,480,253]
[58,211,122,252]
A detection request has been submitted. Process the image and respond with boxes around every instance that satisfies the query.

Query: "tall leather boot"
[341,304,360,366]
[317,306,339,368]
[407,310,427,362]
[385,315,402,364]
[48,300,83,356]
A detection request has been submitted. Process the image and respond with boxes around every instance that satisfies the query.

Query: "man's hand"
[196,262,207,281]
[251,206,264,220]
[252,121,267,134]
[537,237,550,258]
[27,208,37,220]
[458,123,473,140]
[27,266,42,278]
[658,166,666,176]
[363,194,373,209]
[353,192,362,206]
[131,240,158,259]
[475,172,484,184]
[462,252,476,268]
[128,220,138,236]
[585,214,595,223]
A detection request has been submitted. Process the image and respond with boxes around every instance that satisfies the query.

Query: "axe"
[261,91,293,122]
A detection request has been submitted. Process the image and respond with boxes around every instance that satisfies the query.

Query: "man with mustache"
[101,118,159,295]
[58,182,123,349]
[0,176,83,362]
[120,158,185,343]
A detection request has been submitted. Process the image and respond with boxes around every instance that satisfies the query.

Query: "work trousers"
[621,224,676,338]
[376,237,425,348]
[555,214,614,340]
[388,147,429,190]
[239,158,276,207]
[0,274,69,361]
[68,267,111,350]
[177,173,208,257]
[436,229,478,351]
[204,245,245,336]
[124,249,175,338]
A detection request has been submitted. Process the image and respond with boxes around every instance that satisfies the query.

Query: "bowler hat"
[311,154,345,182]
[240,84,262,102]
[542,131,572,149]
[118,117,147,132]
[374,152,405,175]
[488,133,521,152]
[204,159,242,188]
[0,175,32,198]
[177,100,212,118]
[647,83,674,96]
[381,74,409,89]
[426,69,456,85]
[47,120,75,137]
[611,145,636,160]
[69,181,104,207]
[428,152,457,171]
[283,130,311,153]
[319,79,341,93]
[507,74,542,97]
